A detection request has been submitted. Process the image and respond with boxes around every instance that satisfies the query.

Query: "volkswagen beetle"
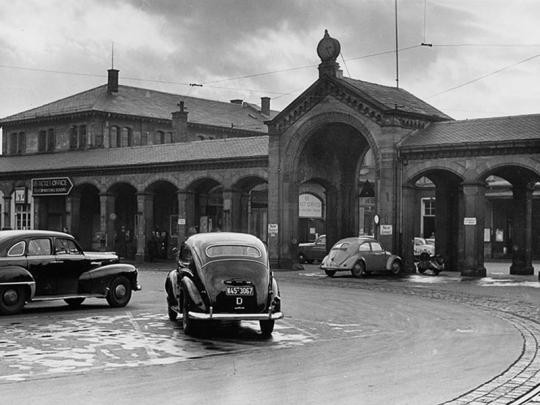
[165,232,282,337]
[320,236,403,277]
[0,230,141,315]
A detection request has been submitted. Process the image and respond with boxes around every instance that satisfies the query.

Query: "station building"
[1,31,539,277]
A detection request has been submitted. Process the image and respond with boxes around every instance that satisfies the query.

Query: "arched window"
[110,126,119,148]
[69,126,78,149]
[156,130,165,144]
[121,127,132,147]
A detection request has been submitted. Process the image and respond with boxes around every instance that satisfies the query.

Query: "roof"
[341,78,452,120]
[400,114,540,148]
[0,136,268,174]
[0,230,71,243]
[0,84,278,132]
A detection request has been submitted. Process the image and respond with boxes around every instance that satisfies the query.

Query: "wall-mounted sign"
[178,218,186,225]
[380,224,392,235]
[299,193,322,218]
[268,223,278,236]
[15,187,27,204]
[32,177,73,196]
[463,217,477,226]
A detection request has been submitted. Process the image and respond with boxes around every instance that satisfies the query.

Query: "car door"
[54,237,91,294]
[26,237,57,295]
[366,242,388,271]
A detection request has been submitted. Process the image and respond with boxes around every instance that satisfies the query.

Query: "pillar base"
[135,253,145,264]
[460,266,486,278]
[510,264,534,275]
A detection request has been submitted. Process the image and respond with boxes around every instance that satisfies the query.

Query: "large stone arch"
[232,175,268,239]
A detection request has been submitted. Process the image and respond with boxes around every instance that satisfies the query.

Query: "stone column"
[222,189,241,232]
[135,193,149,263]
[510,183,535,275]
[177,190,195,248]
[461,183,486,277]
[99,193,114,250]
[401,184,416,273]
[66,195,80,236]
[3,196,11,229]
[240,193,250,233]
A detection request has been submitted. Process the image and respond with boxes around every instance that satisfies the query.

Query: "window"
[206,245,261,258]
[79,125,87,148]
[69,126,78,149]
[156,130,165,144]
[38,130,47,152]
[28,239,52,256]
[7,241,25,257]
[55,238,82,255]
[8,132,25,155]
[9,133,17,154]
[141,131,148,146]
[165,132,173,143]
[47,128,55,151]
[110,126,119,147]
[370,242,383,252]
[120,127,132,147]
[95,129,104,148]
[424,199,436,216]
[359,243,370,252]
[15,204,32,230]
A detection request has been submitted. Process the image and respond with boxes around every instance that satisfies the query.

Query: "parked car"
[165,232,283,337]
[0,230,141,315]
[414,237,435,258]
[320,236,403,277]
[298,234,327,263]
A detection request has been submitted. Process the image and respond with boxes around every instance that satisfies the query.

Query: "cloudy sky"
[1,0,540,122]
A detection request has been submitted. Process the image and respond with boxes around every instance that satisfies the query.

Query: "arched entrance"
[293,122,373,257]
[479,165,540,275]
[188,178,223,233]
[145,180,178,260]
[233,176,268,241]
[73,183,100,250]
[108,182,137,259]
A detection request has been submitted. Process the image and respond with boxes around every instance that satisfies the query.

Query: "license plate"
[226,286,254,296]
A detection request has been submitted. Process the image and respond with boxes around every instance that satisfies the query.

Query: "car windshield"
[206,245,261,258]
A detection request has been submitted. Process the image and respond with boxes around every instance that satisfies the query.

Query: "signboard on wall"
[380,224,393,235]
[268,223,278,236]
[15,187,26,204]
[299,193,322,218]
[463,217,477,225]
[32,177,73,196]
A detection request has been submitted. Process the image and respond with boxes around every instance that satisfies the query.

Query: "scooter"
[417,253,445,275]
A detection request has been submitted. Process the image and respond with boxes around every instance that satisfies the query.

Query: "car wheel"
[260,319,275,337]
[324,270,336,277]
[0,286,25,315]
[182,289,197,336]
[65,298,85,308]
[298,253,306,264]
[390,260,402,276]
[167,297,178,321]
[351,261,366,278]
[106,276,132,307]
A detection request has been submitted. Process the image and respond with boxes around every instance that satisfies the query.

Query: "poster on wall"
[15,187,26,204]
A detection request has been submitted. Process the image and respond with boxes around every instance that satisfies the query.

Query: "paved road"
[0,262,538,404]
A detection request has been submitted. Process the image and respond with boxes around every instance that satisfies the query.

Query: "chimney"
[230,99,243,105]
[172,100,189,142]
[107,69,119,93]
[261,97,270,116]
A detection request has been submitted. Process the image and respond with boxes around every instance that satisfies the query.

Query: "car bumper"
[188,311,283,321]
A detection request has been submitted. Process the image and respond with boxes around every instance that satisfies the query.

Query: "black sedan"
[0,230,141,315]
[165,232,283,337]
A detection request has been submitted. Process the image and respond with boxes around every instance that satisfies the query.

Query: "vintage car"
[414,237,435,258]
[0,230,141,315]
[320,236,403,277]
[298,234,327,263]
[165,232,282,337]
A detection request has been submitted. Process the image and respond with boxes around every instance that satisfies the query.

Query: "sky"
[1,0,540,123]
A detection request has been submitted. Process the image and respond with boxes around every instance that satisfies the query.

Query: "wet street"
[0,262,539,404]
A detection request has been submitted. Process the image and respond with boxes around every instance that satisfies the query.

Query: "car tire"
[167,297,178,321]
[390,260,402,276]
[260,319,275,337]
[106,275,132,307]
[324,270,336,277]
[0,286,26,315]
[351,261,366,278]
[182,289,197,336]
[65,298,85,308]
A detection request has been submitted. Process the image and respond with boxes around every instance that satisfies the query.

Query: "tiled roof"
[0,85,277,132]
[341,78,452,120]
[0,136,268,174]
[400,114,540,148]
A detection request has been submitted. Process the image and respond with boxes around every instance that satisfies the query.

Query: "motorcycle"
[417,253,445,275]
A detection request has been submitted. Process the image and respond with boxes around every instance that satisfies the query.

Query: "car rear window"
[331,242,349,250]
[206,245,261,258]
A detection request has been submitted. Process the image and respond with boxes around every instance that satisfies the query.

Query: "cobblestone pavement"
[285,263,540,405]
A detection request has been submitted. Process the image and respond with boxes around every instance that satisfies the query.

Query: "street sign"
[32,177,73,196]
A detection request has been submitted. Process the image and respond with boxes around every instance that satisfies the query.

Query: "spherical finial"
[317,29,341,62]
